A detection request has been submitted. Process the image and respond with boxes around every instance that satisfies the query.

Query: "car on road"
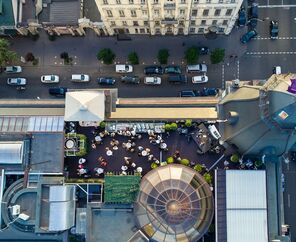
[41,75,60,83]
[270,20,279,39]
[71,74,90,82]
[116,65,133,73]
[164,66,182,74]
[186,64,207,73]
[240,30,257,44]
[238,7,246,26]
[121,75,140,84]
[192,75,208,84]
[97,77,116,85]
[273,66,281,75]
[198,47,210,55]
[4,66,22,73]
[144,76,161,85]
[7,78,26,86]
[249,3,258,28]
[180,90,198,97]
[168,75,187,84]
[144,66,163,75]
[49,87,67,97]
[198,87,218,96]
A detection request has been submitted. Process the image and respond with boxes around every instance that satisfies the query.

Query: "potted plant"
[230,154,240,163]
[203,173,212,184]
[193,164,203,173]
[166,156,174,164]
[180,159,190,166]
[151,162,158,169]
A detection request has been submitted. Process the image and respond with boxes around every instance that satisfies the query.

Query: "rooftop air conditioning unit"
[12,205,20,216]
[19,213,30,221]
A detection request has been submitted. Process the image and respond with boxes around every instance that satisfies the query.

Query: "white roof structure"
[0,142,23,164]
[65,91,105,122]
[48,185,76,231]
[226,170,268,242]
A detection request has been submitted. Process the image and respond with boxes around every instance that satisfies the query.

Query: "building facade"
[94,0,243,35]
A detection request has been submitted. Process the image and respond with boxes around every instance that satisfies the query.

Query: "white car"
[4,66,22,73]
[71,74,90,82]
[144,76,161,85]
[192,75,208,84]
[115,65,133,73]
[41,75,60,83]
[7,78,26,86]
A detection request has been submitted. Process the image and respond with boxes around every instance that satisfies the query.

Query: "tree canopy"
[97,48,116,65]
[0,38,18,67]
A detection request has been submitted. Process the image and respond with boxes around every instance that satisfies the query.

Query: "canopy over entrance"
[65,91,105,122]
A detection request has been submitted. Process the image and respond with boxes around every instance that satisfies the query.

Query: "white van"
[186,64,207,73]
[144,76,161,85]
[115,65,133,73]
[71,74,90,82]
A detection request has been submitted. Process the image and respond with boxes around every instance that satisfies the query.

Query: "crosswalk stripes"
[246,51,296,55]
[254,36,296,40]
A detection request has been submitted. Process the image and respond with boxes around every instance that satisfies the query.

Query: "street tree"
[210,48,225,64]
[97,48,115,65]
[0,38,18,68]
[157,49,169,65]
[185,47,199,64]
[128,52,139,65]
[25,52,35,62]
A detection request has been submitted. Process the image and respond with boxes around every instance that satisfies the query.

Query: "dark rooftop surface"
[20,0,36,24]
[0,0,15,26]
[83,0,102,22]
[30,133,64,173]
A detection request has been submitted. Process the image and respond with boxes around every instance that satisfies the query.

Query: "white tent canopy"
[65,91,105,122]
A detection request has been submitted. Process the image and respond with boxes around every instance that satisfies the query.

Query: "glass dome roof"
[134,164,214,242]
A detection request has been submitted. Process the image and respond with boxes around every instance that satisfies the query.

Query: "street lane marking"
[222,64,225,89]
[259,4,296,8]
[237,60,239,79]
[288,194,290,208]
[246,51,296,55]
[255,37,296,40]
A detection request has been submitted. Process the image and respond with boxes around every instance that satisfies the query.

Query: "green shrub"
[185,46,199,64]
[185,119,192,127]
[255,160,263,168]
[193,164,203,173]
[97,48,115,65]
[151,162,158,169]
[164,123,171,131]
[100,121,106,129]
[32,58,39,66]
[128,52,139,65]
[203,173,212,184]
[25,52,35,62]
[60,52,69,60]
[210,48,225,64]
[157,49,169,65]
[48,34,56,41]
[230,154,240,163]
[170,123,178,131]
[166,157,174,164]
[180,159,190,166]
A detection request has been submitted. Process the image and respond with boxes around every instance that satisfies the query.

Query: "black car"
[238,8,246,26]
[121,75,140,84]
[197,88,218,97]
[249,3,258,28]
[270,20,279,39]
[144,66,163,75]
[164,66,182,74]
[198,47,210,55]
[168,75,187,84]
[97,77,116,85]
[49,87,67,97]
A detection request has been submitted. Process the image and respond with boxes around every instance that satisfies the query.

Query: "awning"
[0,142,23,164]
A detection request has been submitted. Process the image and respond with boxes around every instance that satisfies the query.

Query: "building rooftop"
[0,0,15,26]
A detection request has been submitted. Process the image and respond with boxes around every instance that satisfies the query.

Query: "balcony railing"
[161,18,178,24]
[164,3,176,9]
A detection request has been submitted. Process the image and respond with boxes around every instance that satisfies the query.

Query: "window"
[198,27,204,33]
[190,20,195,25]
[226,9,232,16]
[131,10,137,17]
[154,0,158,3]
[192,9,197,16]
[135,28,138,33]
[119,10,125,17]
[142,10,148,15]
[193,0,199,3]
[154,10,159,15]
[129,0,134,3]
[201,20,206,25]
[219,0,223,2]
[110,21,115,26]
[144,20,149,26]
[222,20,228,25]
[179,20,184,26]
[116,0,121,4]
[122,21,127,26]
[140,28,145,33]
[126,29,130,33]
[166,10,173,14]
[141,0,145,3]
[133,21,139,26]
[146,28,150,33]
[203,9,209,16]
[212,20,217,25]
[180,9,185,15]
[219,27,224,32]
[106,10,113,17]
[189,28,195,33]
[103,0,108,4]
[206,0,211,3]
[155,21,160,25]
[214,9,221,16]
[180,0,186,3]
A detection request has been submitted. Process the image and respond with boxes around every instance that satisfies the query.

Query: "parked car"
[4,66,22,73]
[270,20,279,39]
[164,66,182,74]
[97,77,116,85]
[144,76,161,85]
[192,75,208,84]
[273,66,281,75]
[168,75,187,84]
[186,64,207,73]
[179,90,198,97]
[249,3,258,28]
[115,65,133,73]
[238,8,246,26]
[41,75,59,83]
[121,75,140,84]
[198,46,210,55]
[198,87,219,96]
[71,74,90,82]
[240,30,257,44]
[7,78,26,86]
[49,87,67,97]
[144,66,163,75]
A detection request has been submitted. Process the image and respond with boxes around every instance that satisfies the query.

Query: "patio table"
[142,150,148,156]
[160,143,167,149]
[106,150,113,156]
[78,158,86,164]
[126,143,132,149]
[95,136,102,142]
[121,165,128,171]
[136,167,143,173]
[95,168,104,175]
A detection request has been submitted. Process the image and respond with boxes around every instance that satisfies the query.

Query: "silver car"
[7,78,27,86]
[4,66,22,73]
